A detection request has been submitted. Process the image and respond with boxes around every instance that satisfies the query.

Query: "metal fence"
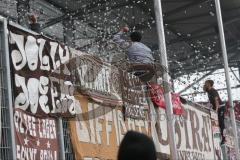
[0,17,76,160]
[237,120,240,149]
[0,18,14,160]
[63,119,75,160]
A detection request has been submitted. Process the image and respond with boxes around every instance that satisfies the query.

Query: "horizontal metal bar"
[165,0,208,17]
[168,32,216,45]
[178,70,216,94]
[181,85,240,96]
[162,0,200,3]
[41,0,132,30]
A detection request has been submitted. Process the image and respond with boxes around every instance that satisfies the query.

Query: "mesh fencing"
[0,21,12,160]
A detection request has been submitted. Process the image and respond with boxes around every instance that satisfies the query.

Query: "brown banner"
[70,53,148,108]
[14,108,59,160]
[8,25,79,117]
[70,53,123,106]
[69,95,151,160]
[8,25,147,118]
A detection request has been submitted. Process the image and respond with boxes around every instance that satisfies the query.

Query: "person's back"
[113,27,154,64]
[128,41,154,64]
[118,131,157,160]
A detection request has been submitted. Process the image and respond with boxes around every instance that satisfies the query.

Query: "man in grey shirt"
[113,27,154,64]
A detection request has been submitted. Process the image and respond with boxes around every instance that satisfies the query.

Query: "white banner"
[151,103,216,159]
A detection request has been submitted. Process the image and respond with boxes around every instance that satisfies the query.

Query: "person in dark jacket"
[118,131,157,160]
[203,80,226,144]
[28,14,41,33]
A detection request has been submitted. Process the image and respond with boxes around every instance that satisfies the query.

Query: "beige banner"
[69,95,151,160]
[151,103,217,159]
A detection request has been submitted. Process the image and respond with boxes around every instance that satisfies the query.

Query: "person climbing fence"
[203,80,226,145]
[113,27,155,82]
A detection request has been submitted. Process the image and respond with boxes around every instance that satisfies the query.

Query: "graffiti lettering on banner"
[72,54,148,119]
[69,95,151,160]
[120,70,148,119]
[72,54,123,106]
[8,24,148,119]
[124,104,146,120]
[152,103,216,159]
[8,25,78,116]
[120,70,146,105]
[14,109,58,160]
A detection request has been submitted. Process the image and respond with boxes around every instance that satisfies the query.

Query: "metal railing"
[0,18,15,160]
[63,119,75,160]
[1,18,77,160]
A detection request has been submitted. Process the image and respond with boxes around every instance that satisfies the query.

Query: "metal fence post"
[1,16,17,160]
[153,0,178,159]
[214,0,240,159]
[58,118,66,160]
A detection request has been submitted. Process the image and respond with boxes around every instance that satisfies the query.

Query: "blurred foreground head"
[118,131,157,160]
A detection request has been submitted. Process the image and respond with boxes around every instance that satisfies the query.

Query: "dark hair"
[118,131,156,160]
[206,80,214,87]
[130,32,142,42]
[29,15,37,23]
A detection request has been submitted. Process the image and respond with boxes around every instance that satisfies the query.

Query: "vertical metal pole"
[58,118,66,160]
[171,78,175,93]
[238,63,240,80]
[62,18,75,160]
[2,17,17,160]
[214,0,240,158]
[153,0,178,159]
